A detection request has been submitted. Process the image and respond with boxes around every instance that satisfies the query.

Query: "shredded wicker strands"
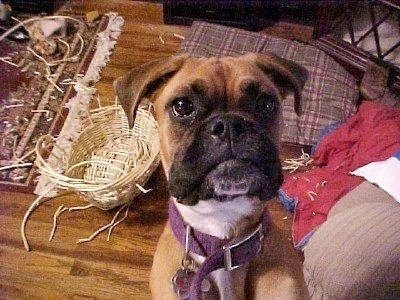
[159,33,165,44]
[173,33,185,40]
[58,38,71,59]
[77,203,129,244]
[47,203,130,243]
[307,191,318,201]
[38,33,83,67]
[0,162,33,171]
[3,103,23,108]
[0,56,19,67]
[49,205,69,241]
[68,204,94,212]
[136,183,152,193]
[107,204,130,241]
[21,184,56,251]
[26,43,86,93]
[282,149,314,173]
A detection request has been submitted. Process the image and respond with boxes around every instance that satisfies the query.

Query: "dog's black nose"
[207,115,247,141]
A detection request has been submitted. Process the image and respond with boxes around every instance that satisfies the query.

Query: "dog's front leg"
[246,224,309,300]
[150,224,185,299]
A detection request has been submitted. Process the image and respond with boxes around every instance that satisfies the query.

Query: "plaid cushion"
[179,21,358,145]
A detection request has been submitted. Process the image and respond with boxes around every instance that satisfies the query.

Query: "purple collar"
[168,199,271,299]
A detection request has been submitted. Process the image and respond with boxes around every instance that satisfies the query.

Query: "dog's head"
[114,53,307,206]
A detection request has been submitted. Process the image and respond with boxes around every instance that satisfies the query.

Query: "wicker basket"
[35,103,160,210]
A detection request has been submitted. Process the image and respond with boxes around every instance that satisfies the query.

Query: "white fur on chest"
[174,196,263,239]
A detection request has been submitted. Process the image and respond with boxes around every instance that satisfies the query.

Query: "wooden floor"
[0,1,312,299]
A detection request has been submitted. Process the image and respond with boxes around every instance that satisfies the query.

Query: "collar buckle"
[223,223,264,271]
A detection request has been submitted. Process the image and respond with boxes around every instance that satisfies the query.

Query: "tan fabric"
[303,182,400,299]
[328,181,396,217]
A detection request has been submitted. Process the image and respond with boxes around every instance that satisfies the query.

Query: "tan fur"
[114,54,308,299]
[247,223,308,299]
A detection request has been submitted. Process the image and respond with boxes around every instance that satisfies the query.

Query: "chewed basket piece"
[36,104,160,210]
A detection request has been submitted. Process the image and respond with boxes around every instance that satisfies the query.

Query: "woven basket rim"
[35,104,160,207]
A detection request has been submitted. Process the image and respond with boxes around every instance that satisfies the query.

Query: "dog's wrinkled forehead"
[157,56,280,109]
[113,53,307,127]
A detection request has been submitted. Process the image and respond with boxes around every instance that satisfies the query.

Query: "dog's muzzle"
[168,113,283,205]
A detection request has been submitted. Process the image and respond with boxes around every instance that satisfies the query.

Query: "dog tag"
[200,278,211,293]
[171,268,211,299]
[172,268,195,299]
[171,225,211,298]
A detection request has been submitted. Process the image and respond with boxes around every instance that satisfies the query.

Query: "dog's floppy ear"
[113,54,188,126]
[246,53,308,115]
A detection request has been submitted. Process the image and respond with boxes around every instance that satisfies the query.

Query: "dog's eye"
[171,97,195,118]
[256,93,277,114]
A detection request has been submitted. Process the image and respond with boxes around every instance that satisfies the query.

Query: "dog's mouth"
[173,158,281,206]
[198,159,273,202]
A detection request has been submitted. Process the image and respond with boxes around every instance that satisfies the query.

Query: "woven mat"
[0,13,123,193]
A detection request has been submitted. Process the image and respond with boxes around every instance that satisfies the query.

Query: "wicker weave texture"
[36,104,160,210]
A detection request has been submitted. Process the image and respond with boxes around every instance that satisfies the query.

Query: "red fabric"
[282,101,400,248]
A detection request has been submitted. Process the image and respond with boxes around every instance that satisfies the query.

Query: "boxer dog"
[114,53,309,299]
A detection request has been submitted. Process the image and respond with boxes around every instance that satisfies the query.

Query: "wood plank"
[62,0,164,24]
[0,244,150,299]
